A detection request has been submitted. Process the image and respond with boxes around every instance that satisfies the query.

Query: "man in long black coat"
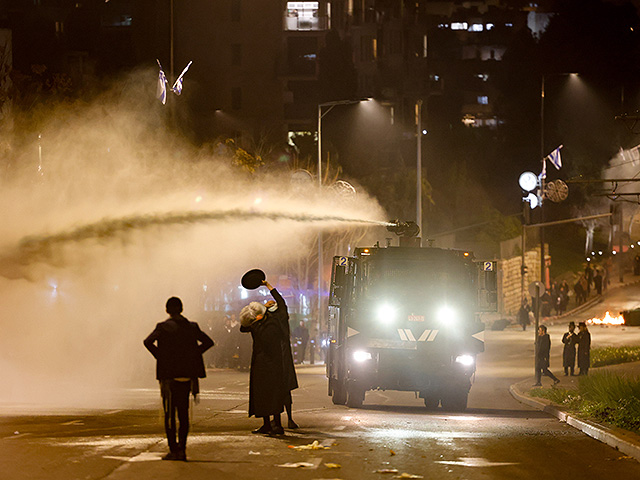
[262,279,299,429]
[144,297,214,461]
[577,322,591,375]
[561,321,578,376]
[240,301,287,435]
[534,325,560,386]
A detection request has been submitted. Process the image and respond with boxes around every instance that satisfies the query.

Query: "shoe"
[162,451,178,461]
[252,425,272,434]
[270,425,285,435]
[288,420,299,429]
[175,450,187,461]
[532,383,542,387]
[553,378,561,385]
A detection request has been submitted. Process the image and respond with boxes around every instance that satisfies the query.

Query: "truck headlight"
[353,350,372,362]
[455,354,474,367]
[377,303,397,323]
[437,306,457,325]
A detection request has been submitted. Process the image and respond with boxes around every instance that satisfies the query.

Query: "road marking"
[333,425,346,430]
[60,420,84,426]
[103,452,164,462]
[397,329,408,341]
[435,457,518,467]
[427,330,438,341]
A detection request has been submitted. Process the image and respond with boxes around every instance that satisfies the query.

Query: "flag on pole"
[546,145,563,170]
[156,59,167,105]
[171,61,193,96]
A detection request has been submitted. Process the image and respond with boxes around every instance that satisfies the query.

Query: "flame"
[586,311,625,325]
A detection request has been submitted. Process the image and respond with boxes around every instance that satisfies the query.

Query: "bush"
[529,372,640,433]
[590,346,640,367]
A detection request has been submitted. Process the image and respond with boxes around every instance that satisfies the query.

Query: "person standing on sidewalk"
[534,325,560,387]
[561,321,578,376]
[577,321,591,375]
[144,297,214,461]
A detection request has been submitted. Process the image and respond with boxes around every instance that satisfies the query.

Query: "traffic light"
[521,264,528,276]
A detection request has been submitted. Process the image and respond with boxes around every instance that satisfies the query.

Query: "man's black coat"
[144,315,214,380]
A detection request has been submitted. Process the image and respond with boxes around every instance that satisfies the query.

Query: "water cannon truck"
[326,221,497,411]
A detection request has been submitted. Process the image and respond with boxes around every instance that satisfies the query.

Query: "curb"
[509,382,640,462]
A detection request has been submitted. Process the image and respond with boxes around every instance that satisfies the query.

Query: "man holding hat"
[240,295,287,435]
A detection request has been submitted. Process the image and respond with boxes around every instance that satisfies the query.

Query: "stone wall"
[499,248,543,316]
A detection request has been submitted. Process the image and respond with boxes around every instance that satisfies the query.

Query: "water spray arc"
[2,209,393,273]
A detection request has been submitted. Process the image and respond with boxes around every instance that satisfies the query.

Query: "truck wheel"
[346,384,365,408]
[331,379,347,405]
[441,389,468,412]
[422,394,440,410]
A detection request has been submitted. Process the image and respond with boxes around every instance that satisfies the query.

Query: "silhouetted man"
[577,321,591,376]
[144,297,214,461]
[534,325,560,387]
[562,321,578,376]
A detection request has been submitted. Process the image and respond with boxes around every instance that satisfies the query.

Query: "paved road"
[2,285,640,479]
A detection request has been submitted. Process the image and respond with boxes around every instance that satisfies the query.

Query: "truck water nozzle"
[387,220,420,238]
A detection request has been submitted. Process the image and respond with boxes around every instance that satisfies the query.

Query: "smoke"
[0,72,387,409]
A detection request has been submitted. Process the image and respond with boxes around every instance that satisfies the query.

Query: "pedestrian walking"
[573,277,585,305]
[262,279,300,429]
[584,263,593,295]
[293,320,310,363]
[577,321,591,375]
[143,297,214,461]
[517,299,531,331]
[593,270,603,295]
[240,300,287,435]
[533,325,560,387]
[561,321,578,376]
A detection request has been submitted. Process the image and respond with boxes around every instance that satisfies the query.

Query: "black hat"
[241,269,266,290]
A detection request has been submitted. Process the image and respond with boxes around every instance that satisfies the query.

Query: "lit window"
[451,22,468,30]
[469,24,483,32]
[486,23,494,30]
[505,22,513,27]
[285,2,322,31]
[478,96,488,105]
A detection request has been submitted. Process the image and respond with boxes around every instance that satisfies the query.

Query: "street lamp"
[536,72,578,375]
[316,98,370,339]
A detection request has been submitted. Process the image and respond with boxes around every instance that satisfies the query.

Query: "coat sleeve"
[195,324,214,354]
[270,288,288,316]
[143,324,161,359]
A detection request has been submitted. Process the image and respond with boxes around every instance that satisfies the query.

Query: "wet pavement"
[3,282,640,479]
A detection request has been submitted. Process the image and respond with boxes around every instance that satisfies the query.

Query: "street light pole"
[537,75,546,344]
[316,99,366,339]
[416,99,423,240]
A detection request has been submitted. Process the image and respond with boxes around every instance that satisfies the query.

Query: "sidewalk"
[510,361,640,462]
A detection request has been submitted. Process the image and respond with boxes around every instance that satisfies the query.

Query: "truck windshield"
[363,256,475,309]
